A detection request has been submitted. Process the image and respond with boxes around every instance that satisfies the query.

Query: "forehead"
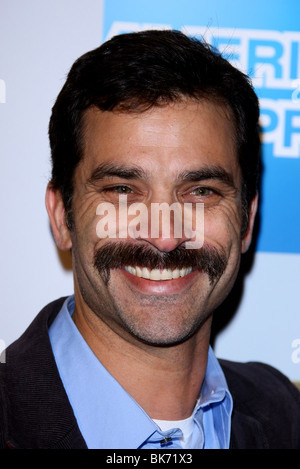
[78,99,239,182]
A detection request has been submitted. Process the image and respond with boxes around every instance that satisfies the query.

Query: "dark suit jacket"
[0,297,299,449]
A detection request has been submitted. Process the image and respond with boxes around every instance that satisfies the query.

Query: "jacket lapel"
[1,298,87,449]
[229,409,269,449]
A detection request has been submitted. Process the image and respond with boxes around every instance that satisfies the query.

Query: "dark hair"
[49,29,261,235]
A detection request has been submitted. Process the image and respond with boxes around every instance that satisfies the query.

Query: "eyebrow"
[87,162,236,190]
[87,162,149,186]
[178,166,236,189]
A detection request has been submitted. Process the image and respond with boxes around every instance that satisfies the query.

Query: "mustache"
[93,241,227,285]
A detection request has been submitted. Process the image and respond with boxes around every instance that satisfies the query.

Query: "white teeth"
[172,269,180,279]
[160,269,173,280]
[126,266,136,276]
[142,267,150,279]
[124,266,192,281]
[150,269,161,280]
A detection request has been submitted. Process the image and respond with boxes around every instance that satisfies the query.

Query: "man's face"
[62,100,255,347]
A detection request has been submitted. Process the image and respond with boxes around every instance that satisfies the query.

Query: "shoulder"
[219,359,300,448]
[220,358,300,399]
[0,297,72,449]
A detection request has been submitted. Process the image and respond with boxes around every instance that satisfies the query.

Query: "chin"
[116,305,212,348]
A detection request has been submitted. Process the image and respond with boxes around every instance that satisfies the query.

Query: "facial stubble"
[90,241,228,346]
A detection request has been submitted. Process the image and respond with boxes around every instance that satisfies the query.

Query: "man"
[0,30,299,450]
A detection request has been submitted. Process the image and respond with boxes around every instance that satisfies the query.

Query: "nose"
[138,196,193,253]
[143,236,184,253]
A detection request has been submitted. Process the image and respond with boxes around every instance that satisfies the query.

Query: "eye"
[103,185,133,194]
[190,187,213,197]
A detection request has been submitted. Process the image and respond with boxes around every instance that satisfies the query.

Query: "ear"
[241,193,258,254]
[45,183,72,250]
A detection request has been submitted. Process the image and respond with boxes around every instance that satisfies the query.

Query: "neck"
[73,296,211,421]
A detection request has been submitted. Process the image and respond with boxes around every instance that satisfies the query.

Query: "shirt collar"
[195,347,233,448]
[49,295,232,449]
[200,346,232,408]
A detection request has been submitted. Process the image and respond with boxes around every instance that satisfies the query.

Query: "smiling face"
[46,99,257,347]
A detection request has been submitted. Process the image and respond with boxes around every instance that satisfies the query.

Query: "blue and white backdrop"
[0,0,299,380]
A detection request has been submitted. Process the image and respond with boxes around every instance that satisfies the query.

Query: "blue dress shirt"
[49,295,233,449]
